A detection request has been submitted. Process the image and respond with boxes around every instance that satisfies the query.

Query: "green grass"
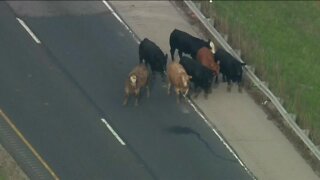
[0,169,7,180]
[202,1,320,142]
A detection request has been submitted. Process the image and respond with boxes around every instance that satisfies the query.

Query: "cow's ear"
[188,76,192,80]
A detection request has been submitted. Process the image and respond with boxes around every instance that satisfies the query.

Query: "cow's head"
[162,54,168,73]
[205,40,216,54]
[209,40,216,54]
[129,74,137,87]
[233,62,246,82]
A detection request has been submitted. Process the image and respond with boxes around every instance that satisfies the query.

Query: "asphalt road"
[1,1,252,179]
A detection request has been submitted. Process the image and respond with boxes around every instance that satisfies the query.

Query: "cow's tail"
[169,32,177,61]
[139,39,146,64]
[139,46,144,64]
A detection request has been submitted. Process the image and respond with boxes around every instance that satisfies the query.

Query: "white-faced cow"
[123,64,150,106]
[167,62,192,103]
[139,38,168,81]
[169,29,215,60]
[179,56,213,99]
[213,48,246,92]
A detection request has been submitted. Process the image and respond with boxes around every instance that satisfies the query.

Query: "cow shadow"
[165,126,237,163]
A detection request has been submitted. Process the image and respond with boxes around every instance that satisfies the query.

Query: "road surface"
[0,1,252,179]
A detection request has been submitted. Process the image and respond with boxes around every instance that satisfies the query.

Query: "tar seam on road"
[105,0,256,179]
[185,98,256,179]
[16,17,41,44]
[0,109,59,180]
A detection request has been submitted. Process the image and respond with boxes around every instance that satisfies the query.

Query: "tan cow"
[167,62,192,103]
[123,64,150,106]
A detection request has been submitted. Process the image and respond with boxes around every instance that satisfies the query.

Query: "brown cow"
[167,62,192,103]
[123,64,150,106]
[196,47,220,83]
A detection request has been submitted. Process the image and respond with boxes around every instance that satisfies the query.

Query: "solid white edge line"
[101,118,126,145]
[16,18,41,44]
[102,0,140,43]
[102,1,253,177]
[102,0,122,22]
[185,97,254,177]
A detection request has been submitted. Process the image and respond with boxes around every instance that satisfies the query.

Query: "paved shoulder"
[109,1,320,180]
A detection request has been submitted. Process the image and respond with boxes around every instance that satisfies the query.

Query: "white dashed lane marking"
[16,17,41,44]
[101,118,126,146]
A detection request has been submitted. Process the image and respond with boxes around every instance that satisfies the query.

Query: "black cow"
[213,48,246,92]
[169,29,214,60]
[179,56,213,99]
[139,38,168,80]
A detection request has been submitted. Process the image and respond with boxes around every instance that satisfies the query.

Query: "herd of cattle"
[123,29,246,106]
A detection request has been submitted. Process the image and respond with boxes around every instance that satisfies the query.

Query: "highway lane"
[5,1,253,179]
[0,2,154,179]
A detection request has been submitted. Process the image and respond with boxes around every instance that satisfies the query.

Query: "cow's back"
[180,56,213,89]
[139,38,167,72]
[168,62,182,79]
[139,38,154,59]
[170,29,211,58]
[197,47,220,76]
[214,48,241,76]
[180,56,202,79]
[168,62,187,84]
[170,29,191,51]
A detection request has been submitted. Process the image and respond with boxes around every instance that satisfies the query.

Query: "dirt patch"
[172,0,320,178]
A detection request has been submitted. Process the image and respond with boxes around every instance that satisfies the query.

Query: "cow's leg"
[175,88,180,103]
[170,48,175,61]
[204,92,208,99]
[185,89,191,99]
[160,72,166,82]
[123,94,129,106]
[227,77,232,92]
[146,76,151,98]
[178,50,183,59]
[134,90,140,106]
[167,82,171,95]
[151,68,156,80]
[139,50,144,64]
[204,88,210,99]
[215,74,219,84]
[193,84,201,98]
[222,74,227,82]
[238,80,243,93]
[146,85,150,97]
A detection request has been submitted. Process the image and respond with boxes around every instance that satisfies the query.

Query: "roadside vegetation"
[0,168,7,180]
[198,1,320,143]
[0,174,5,180]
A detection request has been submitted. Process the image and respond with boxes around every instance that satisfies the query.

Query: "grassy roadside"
[0,170,6,180]
[0,166,7,180]
[200,1,320,143]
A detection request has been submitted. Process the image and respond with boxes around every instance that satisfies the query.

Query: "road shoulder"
[109,1,320,180]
